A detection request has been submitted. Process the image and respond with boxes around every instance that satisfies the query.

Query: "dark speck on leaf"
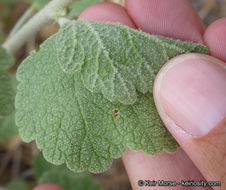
[113,109,119,119]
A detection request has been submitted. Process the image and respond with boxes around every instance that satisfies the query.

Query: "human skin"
[34,0,226,189]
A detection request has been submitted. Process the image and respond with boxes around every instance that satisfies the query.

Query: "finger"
[122,0,208,188]
[79,2,136,28]
[154,53,226,188]
[80,0,208,189]
[204,18,226,62]
[125,0,205,43]
[33,184,64,190]
[122,148,207,190]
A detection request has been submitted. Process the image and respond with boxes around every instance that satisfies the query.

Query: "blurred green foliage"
[68,0,104,18]
[5,179,28,190]
[34,154,103,190]
[24,0,52,9]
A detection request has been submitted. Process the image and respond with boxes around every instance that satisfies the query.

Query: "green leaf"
[34,154,103,190]
[33,153,68,178]
[67,0,104,19]
[0,187,8,190]
[0,27,5,44]
[39,169,102,190]
[56,20,208,104]
[0,111,18,141]
[24,0,52,9]
[0,47,15,117]
[0,0,18,5]
[0,76,18,141]
[16,20,208,173]
[5,179,28,190]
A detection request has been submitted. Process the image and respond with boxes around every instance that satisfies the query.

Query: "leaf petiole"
[9,3,38,37]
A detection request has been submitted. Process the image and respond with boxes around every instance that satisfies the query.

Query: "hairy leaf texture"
[16,20,208,172]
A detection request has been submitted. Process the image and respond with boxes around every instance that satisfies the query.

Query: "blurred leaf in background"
[0,72,18,142]
[5,179,28,190]
[0,0,19,5]
[0,47,15,117]
[24,0,52,9]
[40,171,103,190]
[33,154,68,178]
[0,111,17,141]
[0,23,5,44]
[34,154,103,190]
[68,0,104,19]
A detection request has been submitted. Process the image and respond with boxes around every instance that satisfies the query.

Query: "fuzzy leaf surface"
[56,20,208,104]
[0,47,15,117]
[16,31,180,172]
[16,20,208,172]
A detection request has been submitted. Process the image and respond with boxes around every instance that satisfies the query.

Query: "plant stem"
[2,0,73,55]
[58,17,71,27]
[9,4,38,37]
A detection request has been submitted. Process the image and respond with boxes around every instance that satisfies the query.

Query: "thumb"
[33,184,64,190]
[154,54,226,187]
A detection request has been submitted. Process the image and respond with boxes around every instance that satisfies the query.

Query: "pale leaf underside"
[16,20,208,172]
[56,20,208,104]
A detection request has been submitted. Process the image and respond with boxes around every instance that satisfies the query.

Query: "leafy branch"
[9,4,38,37]
[2,0,73,55]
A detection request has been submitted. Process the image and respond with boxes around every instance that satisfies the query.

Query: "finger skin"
[79,2,208,189]
[125,0,205,43]
[33,184,64,190]
[79,2,136,28]
[204,18,226,62]
[154,54,226,189]
[122,148,207,190]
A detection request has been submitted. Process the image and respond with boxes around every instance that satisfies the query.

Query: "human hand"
[34,0,226,189]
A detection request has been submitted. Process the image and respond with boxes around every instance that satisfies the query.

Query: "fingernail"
[154,54,226,137]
